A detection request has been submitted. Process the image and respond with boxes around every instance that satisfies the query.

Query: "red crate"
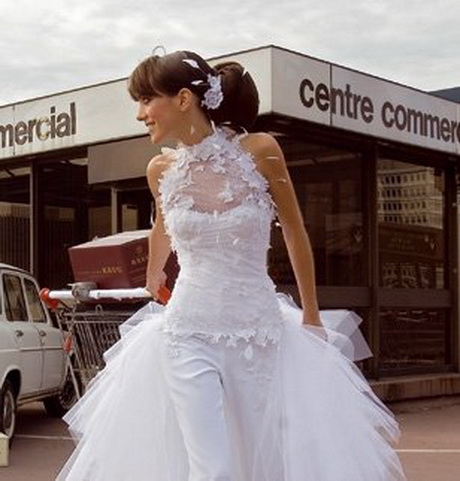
[69,230,178,289]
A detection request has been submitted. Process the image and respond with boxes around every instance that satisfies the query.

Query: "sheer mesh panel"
[159,127,275,218]
[176,159,253,213]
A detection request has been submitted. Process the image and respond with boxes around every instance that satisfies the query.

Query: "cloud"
[1,0,459,105]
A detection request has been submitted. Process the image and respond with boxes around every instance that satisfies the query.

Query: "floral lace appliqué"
[156,126,283,348]
[158,126,276,220]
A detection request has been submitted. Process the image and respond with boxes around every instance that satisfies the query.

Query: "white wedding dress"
[56,126,407,481]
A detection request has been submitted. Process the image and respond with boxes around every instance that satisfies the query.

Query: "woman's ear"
[176,88,195,111]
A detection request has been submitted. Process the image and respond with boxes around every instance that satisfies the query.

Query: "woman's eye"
[140,97,152,105]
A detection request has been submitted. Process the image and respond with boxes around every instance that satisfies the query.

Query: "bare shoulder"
[239,132,287,181]
[146,152,175,197]
[239,132,279,156]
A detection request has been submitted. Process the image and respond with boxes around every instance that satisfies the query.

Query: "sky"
[1,0,459,106]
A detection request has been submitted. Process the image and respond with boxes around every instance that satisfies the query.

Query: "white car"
[0,263,77,441]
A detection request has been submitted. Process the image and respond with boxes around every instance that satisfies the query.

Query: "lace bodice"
[158,126,283,348]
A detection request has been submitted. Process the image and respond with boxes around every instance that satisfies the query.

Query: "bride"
[56,49,407,481]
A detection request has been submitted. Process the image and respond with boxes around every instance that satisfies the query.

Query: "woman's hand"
[302,312,324,327]
[302,314,328,341]
[146,270,168,301]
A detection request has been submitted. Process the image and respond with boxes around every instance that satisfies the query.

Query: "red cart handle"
[39,288,60,310]
[157,285,171,305]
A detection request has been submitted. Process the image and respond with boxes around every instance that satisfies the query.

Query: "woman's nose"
[136,105,146,121]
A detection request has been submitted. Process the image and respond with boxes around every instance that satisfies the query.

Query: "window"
[3,274,28,321]
[378,159,445,289]
[269,139,365,287]
[0,166,31,272]
[24,278,47,323]
[380,309,448,370]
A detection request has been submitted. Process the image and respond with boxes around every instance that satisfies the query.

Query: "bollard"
[0,433,9,467]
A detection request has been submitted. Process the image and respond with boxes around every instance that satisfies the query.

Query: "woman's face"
[136,94,181,144]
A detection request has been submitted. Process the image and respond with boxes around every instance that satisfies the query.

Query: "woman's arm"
[246,133,322,326]
[145,154,172,298]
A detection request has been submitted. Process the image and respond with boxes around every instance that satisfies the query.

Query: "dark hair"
[128,50,259,130]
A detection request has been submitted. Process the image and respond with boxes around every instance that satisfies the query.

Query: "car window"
[3,274,28,321]
[24,278,47,323]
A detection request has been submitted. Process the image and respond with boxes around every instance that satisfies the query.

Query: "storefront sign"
[1,46,459,159]
[272,47,460,154]
[0,81,146,160]
[0,103,76,148]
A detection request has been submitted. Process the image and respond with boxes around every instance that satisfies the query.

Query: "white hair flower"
[201,74,223,110]
[182,58,224,110]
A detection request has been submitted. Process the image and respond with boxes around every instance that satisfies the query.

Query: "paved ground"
[392,396,460,481]
[3,396,460,480]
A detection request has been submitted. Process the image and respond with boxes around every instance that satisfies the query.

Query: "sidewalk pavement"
[390,395,460,481]
[3,396,460,480]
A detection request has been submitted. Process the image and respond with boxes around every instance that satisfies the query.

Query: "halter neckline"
[175,126,234,161]
[177,125,223,145]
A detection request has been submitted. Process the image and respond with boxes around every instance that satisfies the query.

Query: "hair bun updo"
[128,50,260,131]
[209,61,260,131]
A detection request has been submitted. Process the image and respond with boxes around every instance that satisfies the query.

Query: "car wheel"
[0,380,17,441]
[43,372,80,418]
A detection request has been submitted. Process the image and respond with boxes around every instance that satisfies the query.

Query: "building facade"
[1,46,459,397]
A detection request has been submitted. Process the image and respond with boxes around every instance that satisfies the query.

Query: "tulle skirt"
[56,294,407,481]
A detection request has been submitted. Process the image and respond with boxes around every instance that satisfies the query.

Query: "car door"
[23,277,65,392]
[2,272,43,395]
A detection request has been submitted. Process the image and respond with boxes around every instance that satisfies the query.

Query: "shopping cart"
[40,284,170,397]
